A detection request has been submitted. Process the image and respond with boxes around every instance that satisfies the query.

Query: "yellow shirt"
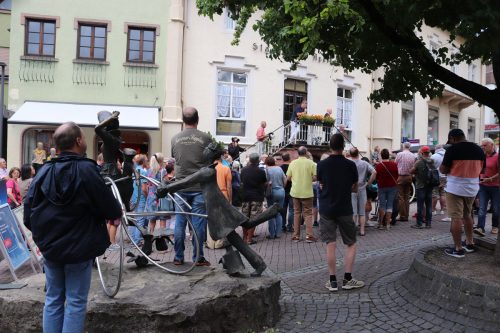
[287,157,316,198]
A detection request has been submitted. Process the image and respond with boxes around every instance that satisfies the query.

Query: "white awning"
[8,101,160,130]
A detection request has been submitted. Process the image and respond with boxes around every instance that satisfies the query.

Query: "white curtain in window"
[344,99,352,128]
[217,84,231,117]
[232,85,246,118]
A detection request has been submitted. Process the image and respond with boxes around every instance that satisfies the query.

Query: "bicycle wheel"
[409,182,416,203]
[96,177,126,298]
[121,192,201,275]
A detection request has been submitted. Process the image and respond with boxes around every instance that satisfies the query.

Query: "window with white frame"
[401,99,415,139]
[223,8,235,31]
[428,108,439,145]
[468,118,476,142]
[216,69,247,136]
[468,63,477,82]
[450,112,459,130]
[336,87,353,129]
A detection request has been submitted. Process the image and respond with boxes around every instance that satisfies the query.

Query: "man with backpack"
[410,146,439,228]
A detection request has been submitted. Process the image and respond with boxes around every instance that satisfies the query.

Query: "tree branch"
[356,0,500,111]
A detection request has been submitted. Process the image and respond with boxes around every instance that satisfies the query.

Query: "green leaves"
[196,0,500,110]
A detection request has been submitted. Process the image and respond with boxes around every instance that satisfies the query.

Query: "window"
[216,70,247,136]
[428,108,439,145]
[468,118,476,142]
[401,99,415,139]
[223,8,235,31]
[468,63,477,82]
[25,19,56,57]
[127,28,156,63]
[450,112,459,130]
[78,24,107,60]
[22,128,54,164]
[336,87,353,129]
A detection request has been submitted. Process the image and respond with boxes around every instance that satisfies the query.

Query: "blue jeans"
[378,187,397,212]
[416,187,433,226]
[43,259,93,333]
[174,192,207,262]
[267,188,285,237]
[478,185,500,229]
[130,198,146,244]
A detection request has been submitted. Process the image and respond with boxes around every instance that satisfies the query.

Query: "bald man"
[171,107,212,266]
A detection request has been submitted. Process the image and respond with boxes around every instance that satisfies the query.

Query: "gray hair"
[402,142,411,149]
[298,146,307,156]
[435,144,444,150]
[249,153,260,164]
[481,137,495,145]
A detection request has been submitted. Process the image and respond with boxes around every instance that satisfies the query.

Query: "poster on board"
[0,203,31,270]
[12,206,43,263]
[0,179,7,205]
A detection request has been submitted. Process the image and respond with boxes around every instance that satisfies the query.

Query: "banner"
[0,203,31,270]
[0,179,7,205]
[12,206,43,263]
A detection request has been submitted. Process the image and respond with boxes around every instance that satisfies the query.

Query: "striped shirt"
[442,141,485,197]
[395,150,416,175]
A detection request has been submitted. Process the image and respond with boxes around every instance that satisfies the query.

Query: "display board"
[0,203,33,279]
[13,206,43,264]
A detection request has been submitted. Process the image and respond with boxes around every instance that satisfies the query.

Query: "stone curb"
[400,245,500,330]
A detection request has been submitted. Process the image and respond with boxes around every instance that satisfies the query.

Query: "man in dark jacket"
[24,122,122,333]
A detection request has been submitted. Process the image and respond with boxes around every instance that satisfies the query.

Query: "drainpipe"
[369,72,375,153]
[0,62,6,158]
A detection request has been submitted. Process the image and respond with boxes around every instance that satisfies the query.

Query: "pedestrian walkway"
[1,205,498,332]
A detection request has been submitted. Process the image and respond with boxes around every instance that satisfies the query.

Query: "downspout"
[180,0,187,111]
[369,72,375,152]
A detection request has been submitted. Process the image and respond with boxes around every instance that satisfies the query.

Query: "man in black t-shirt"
[240,153,267,244]
[317,134,365,292]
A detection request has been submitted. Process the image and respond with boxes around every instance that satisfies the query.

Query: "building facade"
[7,0,171,165]
[4,1,487,165]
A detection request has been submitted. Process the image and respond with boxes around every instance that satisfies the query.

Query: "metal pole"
[0,63,6,158]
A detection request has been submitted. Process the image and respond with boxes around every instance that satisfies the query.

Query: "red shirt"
[480,152,499,187]
[375,161,398,188]
[256,126,266,141]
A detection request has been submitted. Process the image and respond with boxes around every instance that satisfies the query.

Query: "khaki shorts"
[432,177,446,199]
[446,192,475,219]
[319,215,356,245]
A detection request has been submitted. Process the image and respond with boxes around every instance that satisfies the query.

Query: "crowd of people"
[5,104,497,332]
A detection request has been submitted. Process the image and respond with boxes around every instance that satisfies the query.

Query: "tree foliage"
[196,0,500,111]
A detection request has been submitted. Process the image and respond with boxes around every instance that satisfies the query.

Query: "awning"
[8,101,160,130]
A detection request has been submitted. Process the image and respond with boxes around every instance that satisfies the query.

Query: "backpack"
[424,160,440,187]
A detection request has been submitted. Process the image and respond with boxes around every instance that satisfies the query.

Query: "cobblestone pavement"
[2,205,499,332]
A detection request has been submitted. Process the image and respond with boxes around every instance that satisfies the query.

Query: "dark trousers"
[282,192,291,230]
[416,187,433,226]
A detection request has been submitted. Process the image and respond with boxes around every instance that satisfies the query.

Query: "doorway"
[283,78,308,122]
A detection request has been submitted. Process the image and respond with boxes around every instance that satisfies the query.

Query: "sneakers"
[109,243,120,251]
[492,227,499,235]
[313,221,319,227]
[342,278,365,290]
[291,236,300,242]
[444,247,465,258]
[195,257,211,266]
[411,224,424,229]
[325,280,338,292]
[306,236,318,243]
[441,217,452,222]
[461,241,477,253]
[473,227,486,237]
[173,259,184,266]
[439,210,445,215]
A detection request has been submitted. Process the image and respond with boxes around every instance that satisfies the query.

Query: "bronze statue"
[95,111,136,212]
[157,142,280,277]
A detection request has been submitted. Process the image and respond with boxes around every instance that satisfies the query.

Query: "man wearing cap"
[228,137,245,161]
[395,142,416,221]
[440,129,485,258]
[410,146,435,229]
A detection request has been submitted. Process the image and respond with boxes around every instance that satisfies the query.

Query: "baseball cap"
[420,146,430,153]
[446,128,465,144]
